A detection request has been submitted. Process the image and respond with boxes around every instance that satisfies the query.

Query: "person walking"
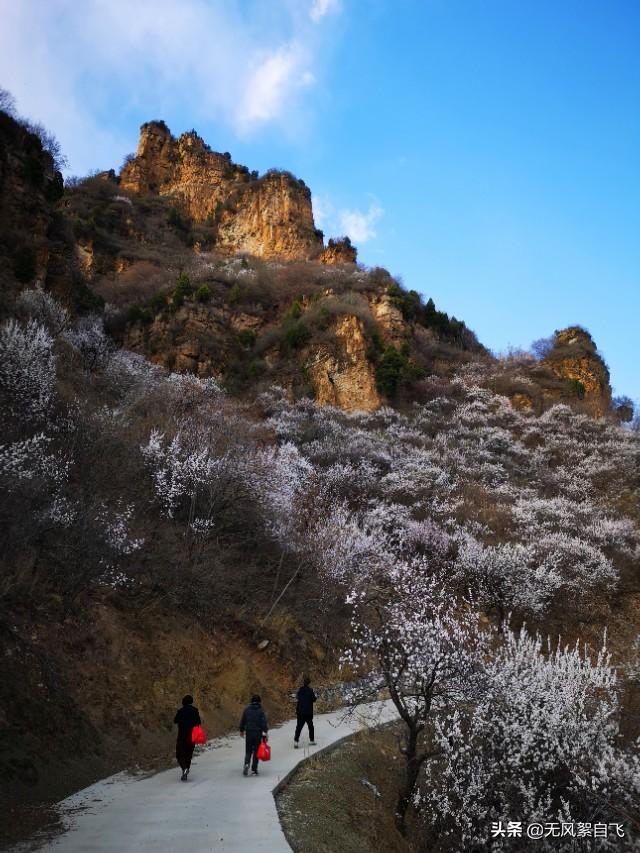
[173,694,201,781]
[294,676,317,748]
[239,693,268,776]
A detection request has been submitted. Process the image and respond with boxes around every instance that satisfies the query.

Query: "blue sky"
[1,0,638,401]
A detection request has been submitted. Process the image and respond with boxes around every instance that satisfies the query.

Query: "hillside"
[1,101,639,850]
[1,108,623,419]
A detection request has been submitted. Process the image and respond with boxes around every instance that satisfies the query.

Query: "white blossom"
[63,316,113,371]
[422,625,640,850]
[16,286,69,336]
[0,318,56,422]
[95,503,144,555]
[0,433,67,484]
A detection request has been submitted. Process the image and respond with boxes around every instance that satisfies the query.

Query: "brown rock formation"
[307,314,381,412]
[371,292,406,344]
[75,240,93,274]
[214,171,321,260]
[0,111,66,298]
[119,121,323,260]
[543,326,612,416]
[124,301,382,412]
[510,393,535,412]
[123,298,225,376]
[319,237,357,265]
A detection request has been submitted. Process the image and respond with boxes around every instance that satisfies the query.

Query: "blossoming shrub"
[422,626,640,851]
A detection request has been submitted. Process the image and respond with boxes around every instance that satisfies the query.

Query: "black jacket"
[240,701,268,735]
[296,685,317,718]
[174,704,201,739]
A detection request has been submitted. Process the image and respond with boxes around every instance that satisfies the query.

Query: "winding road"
[38,702,394,852]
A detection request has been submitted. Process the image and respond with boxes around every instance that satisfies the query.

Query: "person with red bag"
[239,694,268,776]
[173,694,201,782]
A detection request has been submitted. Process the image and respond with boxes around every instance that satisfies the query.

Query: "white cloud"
[238,44,315,131]
[312,193,333,229]
[312,194,384,244]
[339,201,384,243]
[0,0,341,174]
[310,0,342,23]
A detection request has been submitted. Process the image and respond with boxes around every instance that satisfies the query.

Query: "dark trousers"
[294,713,314,742]
[245,731,262,771]
[176,736,195,771]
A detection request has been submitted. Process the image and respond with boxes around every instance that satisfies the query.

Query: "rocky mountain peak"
[543,325,612,416]
[119,120,352,263]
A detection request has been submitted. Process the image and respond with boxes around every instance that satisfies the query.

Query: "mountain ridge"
[0,106,624,419]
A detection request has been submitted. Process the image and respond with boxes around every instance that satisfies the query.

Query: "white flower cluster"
[422,626,640,850]
[141,426,227,520]
[95,503,144,555]
[16,285,70,336]
[63,316,113,372]
[0,433,67,484]
[259,379,640,618]
[0,318,56,422]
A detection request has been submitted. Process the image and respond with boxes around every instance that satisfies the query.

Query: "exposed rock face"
[125,302,381,412]
[510,393,535,412]
[124,303,229,378]
[75,240,93,274]
[0,111,65,297]
[371,292,406,344]
[307,314,380,412]
[119,121,323,261]
[215,171,321,260]
[64,120,619,420]
[543,326,612,416]
[319,237,357,265]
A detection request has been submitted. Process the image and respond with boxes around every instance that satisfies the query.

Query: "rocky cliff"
[0,110,65,305]
[120,121,324,261]
[319,237,357,265]
[543,326,612,416]
[0,104,619,420]
[123,283,389,411]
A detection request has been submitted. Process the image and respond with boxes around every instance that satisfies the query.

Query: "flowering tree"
[16,285,70,337]
[250,441,314,551]
[140,420,249,553]
[0,318,56,424]
[95,503,144,556]
[63,316,113,372]
[0,433,67,486]
[454,534,548,619]
[342,561,489,835]
[422,626,640,850]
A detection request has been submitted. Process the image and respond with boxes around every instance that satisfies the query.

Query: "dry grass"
[276,725,417,853]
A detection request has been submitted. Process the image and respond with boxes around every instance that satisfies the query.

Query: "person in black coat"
[239,694,268,776]
[174,694,201,781]
[294,676,317,748]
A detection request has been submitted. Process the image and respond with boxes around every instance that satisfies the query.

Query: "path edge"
[272,715,397,852]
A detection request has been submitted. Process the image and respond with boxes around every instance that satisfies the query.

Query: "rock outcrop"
[214,171,321,260]
[307,314,381,412]
[0,110,65,299]
[543,326,612,416]
[119,121,324,261]
[319,237,357,265]
[371,292,406,344]
[124,303,229,378]
[25,117,615,421]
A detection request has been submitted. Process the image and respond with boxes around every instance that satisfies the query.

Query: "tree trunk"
[260,561,302,626]
[394,723,422,836]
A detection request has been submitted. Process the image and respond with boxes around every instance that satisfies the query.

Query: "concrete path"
[37,701,395,852]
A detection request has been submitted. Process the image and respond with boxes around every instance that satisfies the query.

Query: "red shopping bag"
[256,738,271,761]
[191,725,207,744]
